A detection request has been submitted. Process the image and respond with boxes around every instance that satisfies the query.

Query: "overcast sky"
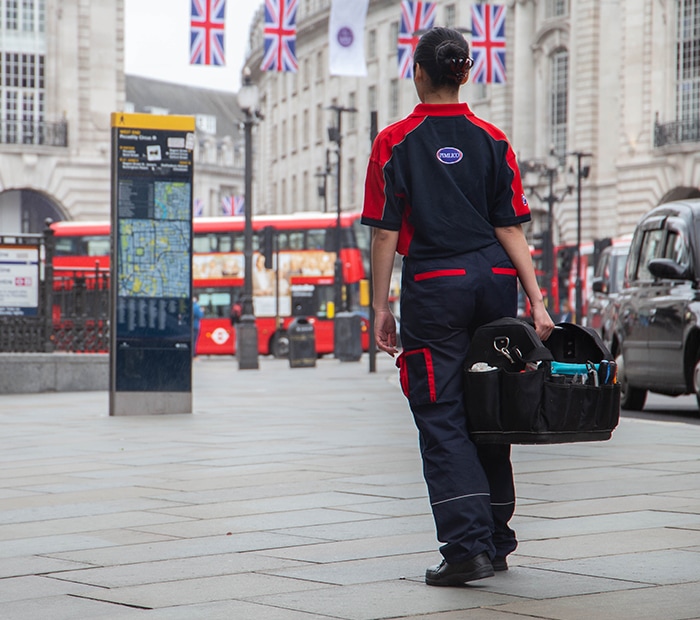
[124,0,263,92]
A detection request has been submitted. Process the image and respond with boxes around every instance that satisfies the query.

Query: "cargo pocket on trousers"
[396,348,437,406]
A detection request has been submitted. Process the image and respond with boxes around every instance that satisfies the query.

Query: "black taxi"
[610,199,700,411]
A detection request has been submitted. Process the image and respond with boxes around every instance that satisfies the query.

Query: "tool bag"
[463,318,621,444]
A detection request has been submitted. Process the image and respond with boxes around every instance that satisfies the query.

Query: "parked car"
[609,199,700,411]
[587,242,631,343]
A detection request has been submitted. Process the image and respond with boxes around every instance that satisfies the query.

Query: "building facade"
[244,0,700,247]
[0,0,124,232]
[0,0,244,233]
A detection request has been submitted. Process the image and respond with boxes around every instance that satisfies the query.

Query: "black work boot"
[425,552,495,586]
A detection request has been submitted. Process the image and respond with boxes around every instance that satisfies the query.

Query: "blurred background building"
[0,0,244,233]
[243,0,700,248]
[1,0,699,245]
[0,0,122,231]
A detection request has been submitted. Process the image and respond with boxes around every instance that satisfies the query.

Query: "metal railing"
[0,120,68,147]
[0,227,110,353]
[654,118,700,148]
[51,266,110,353]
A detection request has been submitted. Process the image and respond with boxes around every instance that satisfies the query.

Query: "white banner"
[329,0,369,77]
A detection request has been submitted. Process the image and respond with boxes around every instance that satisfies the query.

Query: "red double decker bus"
[51,211,370,356]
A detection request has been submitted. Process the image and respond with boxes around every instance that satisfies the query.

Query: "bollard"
[334,312,362,362]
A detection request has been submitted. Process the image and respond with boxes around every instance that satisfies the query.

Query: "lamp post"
[569,151,592,324]
[236,70,260,370]
[523,150,574,314]
[326,105,357,317]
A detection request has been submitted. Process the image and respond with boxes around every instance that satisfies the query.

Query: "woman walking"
[362,27,553,587]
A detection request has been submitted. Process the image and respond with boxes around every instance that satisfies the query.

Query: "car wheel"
[270,331,290,359]
[616,353,647,411]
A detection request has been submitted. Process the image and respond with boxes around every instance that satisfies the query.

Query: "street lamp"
[236,69,260,370]
[523,150,574,315]
[326,105,357,319]
[568,151,592,324]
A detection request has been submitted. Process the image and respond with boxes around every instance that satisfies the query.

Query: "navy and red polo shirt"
[362,102,531,259]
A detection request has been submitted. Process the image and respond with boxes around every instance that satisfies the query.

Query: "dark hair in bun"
[413,27,471,88]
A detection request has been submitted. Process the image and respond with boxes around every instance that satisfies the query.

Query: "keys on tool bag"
[493,337,514,364]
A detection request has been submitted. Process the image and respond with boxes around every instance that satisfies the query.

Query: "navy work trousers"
[398,242,518,564]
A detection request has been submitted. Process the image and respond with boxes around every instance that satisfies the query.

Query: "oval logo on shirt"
[436,147,463,164]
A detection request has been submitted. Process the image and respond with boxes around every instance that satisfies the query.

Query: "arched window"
[550,49,568,160]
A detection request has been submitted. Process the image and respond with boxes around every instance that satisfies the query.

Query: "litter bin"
[288,317,316,368]
[334,312,362,362]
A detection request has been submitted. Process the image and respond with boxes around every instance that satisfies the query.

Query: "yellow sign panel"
[111,112,196,132]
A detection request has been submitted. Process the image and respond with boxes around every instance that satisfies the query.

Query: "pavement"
[1,354,700,620]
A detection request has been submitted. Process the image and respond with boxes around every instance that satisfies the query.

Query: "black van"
[610,199,700,411]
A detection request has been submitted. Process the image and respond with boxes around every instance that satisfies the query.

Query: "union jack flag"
[190,0,226,66]
[471,3,506,84]
[397,1,436,79]
[194,198,205,217]
[261,0,298,73]
[222,195,245,216]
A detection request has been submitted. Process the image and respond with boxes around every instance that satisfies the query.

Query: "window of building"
[1,51,45,144]
[367,29,377,60]
[390,21,399,55]
[316,102,323,143]
[546,0,568,18]
[271,123,278,160]
[302,108,309,148]
[676,0,700,125]
[1,1,47,145]
[195,114,216,134]
[316,49,324,81]
[445,4,456,28]
[348,157,356,206]
[146,105,169,116]
[550,49,568,161]
[389,79,399,118]
[368,84,377,112]
[303,170,309,209]
[4,0,18,30]
[303,57,310,89]
[291,114,297,153]
[348,91,356,132]
[281,118,287,157]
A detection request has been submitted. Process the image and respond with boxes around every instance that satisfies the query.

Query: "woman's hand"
[531,303,555,341]
[374,308,399,356]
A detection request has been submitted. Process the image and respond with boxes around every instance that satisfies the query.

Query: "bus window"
[194,234,232,253]
[54,237,77,256]
[197,289,233,318]
[307,229,326,250]
[288,231,304,250]
[231,233,260,252]
[217,234,232,252]
[85,236,111,256]
[194,234,216,253]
